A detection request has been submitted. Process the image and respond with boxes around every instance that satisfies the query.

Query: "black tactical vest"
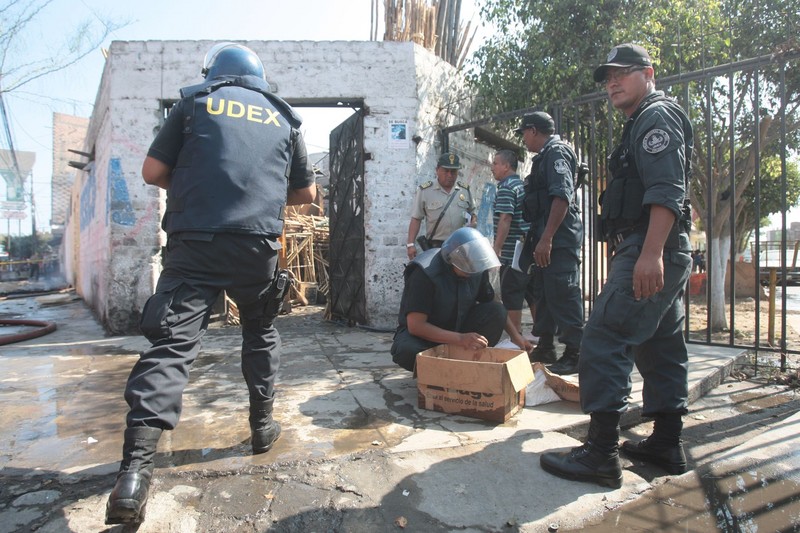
[399,250,484,332]
[522,139,583,249]
[599,94,693,239]
[162,76,302,237]
[523,139,578,225]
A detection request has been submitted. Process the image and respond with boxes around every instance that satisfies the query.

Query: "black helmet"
[440,227,500,274]
[202,42,265,80]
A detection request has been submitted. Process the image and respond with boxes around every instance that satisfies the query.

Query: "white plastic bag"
[525,367,562,406]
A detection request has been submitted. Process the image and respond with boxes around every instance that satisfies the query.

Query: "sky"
[1,0,485,235]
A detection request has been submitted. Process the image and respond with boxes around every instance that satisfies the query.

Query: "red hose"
[0,319,58,346]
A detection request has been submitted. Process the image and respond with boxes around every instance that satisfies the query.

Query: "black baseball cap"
[593,43,653,83]
[437,152,462,169]
[514,111,555,134]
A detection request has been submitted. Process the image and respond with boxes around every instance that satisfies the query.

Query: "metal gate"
[327,111,367,325]
[444,50,799,368]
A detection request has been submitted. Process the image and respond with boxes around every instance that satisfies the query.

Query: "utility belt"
[602,197,691,252]
[607,222,685,253]
[608,225,645,249]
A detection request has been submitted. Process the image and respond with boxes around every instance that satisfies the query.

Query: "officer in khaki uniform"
[406,152,476,260]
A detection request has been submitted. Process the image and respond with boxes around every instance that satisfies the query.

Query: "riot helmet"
[440,227,500,274]
[202,42,265,80]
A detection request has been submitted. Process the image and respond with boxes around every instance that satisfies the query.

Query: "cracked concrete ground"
[1,282,799,532]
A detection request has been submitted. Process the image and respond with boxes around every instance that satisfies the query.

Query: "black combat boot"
[529,335,557,364]
[540,412,623,488]
[547,345,580,375]
[105,426,163,525]
[250,397,282,454]
[622,412,687,474]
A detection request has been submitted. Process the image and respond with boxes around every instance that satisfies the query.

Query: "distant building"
[0,149,35,230]
[765,221,800,244]
[0,149,35,201]
[51,113,89,238]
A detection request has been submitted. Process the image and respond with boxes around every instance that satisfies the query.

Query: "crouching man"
[391,227,532,371]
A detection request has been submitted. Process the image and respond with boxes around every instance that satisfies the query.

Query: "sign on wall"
[388,119,409,149]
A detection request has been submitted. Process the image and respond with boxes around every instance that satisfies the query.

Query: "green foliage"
[468,0,798,118]
[467,0,626,115]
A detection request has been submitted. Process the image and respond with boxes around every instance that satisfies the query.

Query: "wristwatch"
[406,243,415,248]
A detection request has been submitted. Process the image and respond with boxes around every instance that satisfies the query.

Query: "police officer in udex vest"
[540,43,694,488]
[391,227,531,371]
[517,111,584,375]
[105,43,316,525]
[406,152,477,260]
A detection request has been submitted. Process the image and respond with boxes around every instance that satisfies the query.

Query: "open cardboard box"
[415,345,535,422]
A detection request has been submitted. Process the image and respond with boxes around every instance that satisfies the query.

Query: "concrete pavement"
[2,284,799,532]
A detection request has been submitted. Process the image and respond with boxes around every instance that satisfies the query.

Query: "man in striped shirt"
[491,149,535,339]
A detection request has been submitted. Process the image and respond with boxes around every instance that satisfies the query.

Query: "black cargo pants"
[125,233,281,430]
[578,243,692,415]
[530,248,584,349]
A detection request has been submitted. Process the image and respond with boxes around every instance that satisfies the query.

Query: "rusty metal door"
[327,111,366,324]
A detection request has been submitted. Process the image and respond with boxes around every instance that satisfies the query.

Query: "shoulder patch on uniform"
[457,181,470,190]
[420,181,433,189]
[554,159,570,174]
[643,129,670,154]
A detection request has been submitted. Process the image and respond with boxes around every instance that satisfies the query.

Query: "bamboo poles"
[383,0,475,68]
[282,214,329,306]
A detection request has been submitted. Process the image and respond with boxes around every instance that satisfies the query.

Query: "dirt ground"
[686,294,800,372]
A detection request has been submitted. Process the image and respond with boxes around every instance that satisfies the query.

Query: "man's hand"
[534,197,568,267]
[634,205,675,300]
[633,252,664,300]
[510,333,533,353]
[458,332,489,350]
[533,236,552,268]
[287,185,316,206]
[407,218,422,261]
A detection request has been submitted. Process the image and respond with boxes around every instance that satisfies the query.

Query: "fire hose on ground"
[0,319,57,346]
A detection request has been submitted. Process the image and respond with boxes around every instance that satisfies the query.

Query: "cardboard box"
[415,345,535,423]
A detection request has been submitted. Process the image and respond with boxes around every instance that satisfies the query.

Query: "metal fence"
[445,50,800,370]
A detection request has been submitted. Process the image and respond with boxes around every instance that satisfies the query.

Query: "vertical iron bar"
[753,68,762,369]
[682,82,691,339]
[705,76,713,344]
[589,101,596,305]
[779,64,788,371]
[727,72,736,345]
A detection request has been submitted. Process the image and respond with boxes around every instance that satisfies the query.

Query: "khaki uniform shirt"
[411,180,475,241]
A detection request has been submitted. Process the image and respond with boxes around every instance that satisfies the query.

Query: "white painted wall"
[65,40,496,333]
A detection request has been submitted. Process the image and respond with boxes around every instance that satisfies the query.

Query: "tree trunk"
[708,235,730,331]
